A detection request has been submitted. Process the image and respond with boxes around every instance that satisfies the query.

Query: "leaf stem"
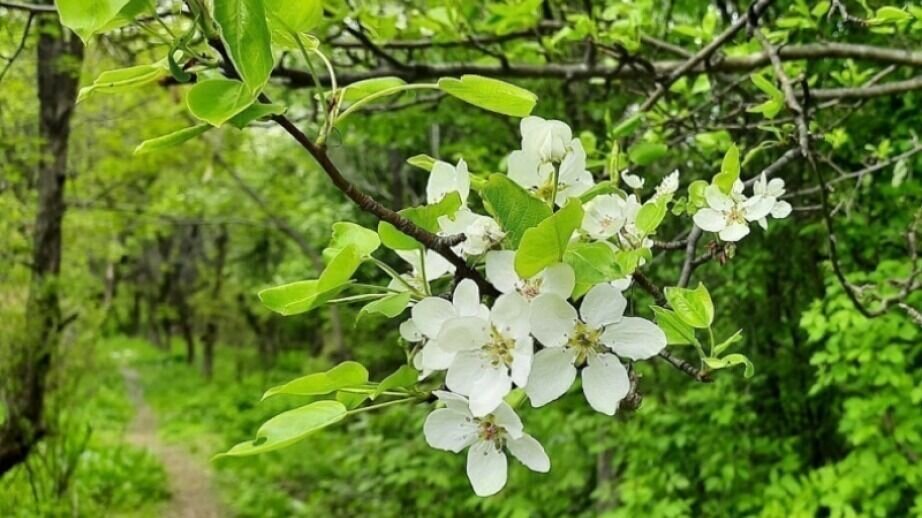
[347,397,419,415]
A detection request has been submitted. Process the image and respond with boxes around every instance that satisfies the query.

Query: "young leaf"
[56,0,131,42]
[652,306,701,346]
[407,154,437,171]
[258,246,362,315]
[214,0,274,93]
[214,401,347,458]
[77,62,168,102]
[713,144,740,193]
[515,199,583,278]
[635,197,668,235]
[265,0,323,34]
[228,102,286,129]
[438,75,537,117]
[372,365,418,399]
[323,222,381,262]
[186,79,257,127]
[358,292,412,321]
[609,113,644,139]
[134,124,211,155]
[713,329,744,356]
[564,242,625,299]
[481,173,552,248]
[342,77,408,103]
[664,283,715,329]
[263,361,370,399]
[627,141,668,166]
[704,353,754,378]
[378,192,462,250]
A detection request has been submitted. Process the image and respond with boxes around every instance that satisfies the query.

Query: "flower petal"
[581,352,630,416]
[491,293,531,338]
[467,441,508,497]
[601,316,667,360]
[705,185,733,211]
[399,319,422,342]
[485,251,519,294]
[693,208,726,232]
[580,283,627,329]
[540,263,576,299]
[436,316,490,352]
[419,340,456,371]
[468,365,512,418]
[491,402,524,439]
[529,293,578,348]
[525,347,577,407]
[411,297,456,338]
[424,408,478,453]
[507,150,542,189]
[453,278,482,317]
[427,160,458,205]
[719,222,750,242]
[771,200,792,219]
[506,434,550,473]
[510,336,534,387]
[445,350,488,397]
[743,195,774,221]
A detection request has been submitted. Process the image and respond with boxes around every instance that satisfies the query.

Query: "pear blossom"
[485,251,575,301]
[621,170,645,189]
[427,159,470,205]
[692,180,774,242]
[581,194,628,240]
[654,170,680,199]
[388,249,455,293]
[752,173,793,229]
[438,208,505,257]
[436,292,533,416]
[507,117,595,206]
[424,391,549,497]
[520,116,572,162]
[410,279,489,374]
[525,283,667,415]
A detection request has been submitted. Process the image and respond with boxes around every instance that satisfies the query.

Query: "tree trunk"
[0,14,83,477]
[201,226,228,380]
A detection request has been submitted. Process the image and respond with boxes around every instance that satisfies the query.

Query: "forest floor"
[122,367,225,518]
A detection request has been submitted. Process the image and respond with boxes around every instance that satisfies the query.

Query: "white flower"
[424,391,549,497]
[485,251,575,301]
[581,194,628,240]
[655,170,680,199]
[388,249,455,293]
[621,170,644,189]
[692,181,774,242]
[525,283,666,415]
[610,275,633,291]
[438,208,505,257]
[427,158,471,205]
[752,173,792,229]
[410,279,489,374]
[520,116,572,162]
[437,292,533,416]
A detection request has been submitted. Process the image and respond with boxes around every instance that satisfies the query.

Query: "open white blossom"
[692,181,774,242]
[485,251,575,301]
[438,208,505,257]
[508,117,594,206]
[437,292,533,416]
[427,159,470,205]
[525,283,667,415]
[655,170,680,199]
[621,170,645,189]
[753,173,793,229]
[581,194,628,240]
[388,249,455,293]
[410,279,489,375]
[424,391,549,497]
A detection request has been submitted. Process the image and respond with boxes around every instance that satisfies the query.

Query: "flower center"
[566,322,604,365]
[476,416,506,445]
[518,278,542,300]
[727,205,746,224]
[482,326,516,367]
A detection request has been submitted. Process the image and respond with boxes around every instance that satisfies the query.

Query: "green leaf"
[323,222,380,262]
[652,306,701,346]
[635,197,668,235]
[704,353,754,378]
[438,75,537,117]
[335,390,369,410]
[664,283,714,329]
[609,113,644,139]
[265,0,323,34]
[713,144,740,194]
[750,73,783,100]
[875,6,912,22]
[228,102,285,129]
[687,180,708,209]
[515,199,583,278]
[77,62,169,102]
[214,0,274,93]
[134,124,211,155]
[263,361,370,399]
[342,77,408,103]
[481,174,552,248]
[613,248,651,274]
[56,0,131,41]
[214,401,347,458]
[378,192,462,250]
[628,141,668,166]
[259,246,362,315]
[407,154,437,171]
[578,180,623,203]
[186,79,257,127]
[564,242,625,299]
[358,292,412,321]
[372,365,418,399]
[713,329,743,356]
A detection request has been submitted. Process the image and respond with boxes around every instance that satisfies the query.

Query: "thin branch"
[658,350,713,382]
[788,144,922,197]
[807,75,922,100]
[678,227,704,287]
[0,12,33,85]
[0,1,54,13]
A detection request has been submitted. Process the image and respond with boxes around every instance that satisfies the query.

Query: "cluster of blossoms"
[398,116,791,496]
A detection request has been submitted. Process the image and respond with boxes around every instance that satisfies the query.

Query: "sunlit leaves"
[358,292,412,320]
[635,197,669,235]
[628,141,667,166]
[134,124,211,155]
[77,62,169,102]
[228,102,285,129]
[664,283,714,329]
[213,0,274,93]
[215,401,347,457]
[481,174,552,248]
[323,222,381,262]
[186,79,256,127]
[258,246,362,315]
[373,365,418,398]
[56,0,131,41]
[514,200,583,278]
[342,77,408,103]
[748,73,784,119]
[704,354,754,378]
[563,242,624,299]
[438,75,537,117]
[713,144,740,194]
[263,362,369,399]
[652,306,701,346]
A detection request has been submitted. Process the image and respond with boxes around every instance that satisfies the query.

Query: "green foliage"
[514,199,583,278]
[481,173,552,247]
[218,401,349,457]
[378,192,462,250]
[214,0,274,93]
[55,0,132,41]
[186,79,257,127]
[263,361,369,399]
[134,124,211,155]
[713,144,740,193]
[664,283,714,329]
[437,75,538,117]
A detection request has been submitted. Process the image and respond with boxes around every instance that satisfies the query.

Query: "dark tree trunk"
[0,15,83,476]
[201,226,228,380]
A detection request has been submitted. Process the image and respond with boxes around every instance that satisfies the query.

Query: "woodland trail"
[121,368,226,518]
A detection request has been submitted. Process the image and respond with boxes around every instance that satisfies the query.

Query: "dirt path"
[122,368,226,518]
